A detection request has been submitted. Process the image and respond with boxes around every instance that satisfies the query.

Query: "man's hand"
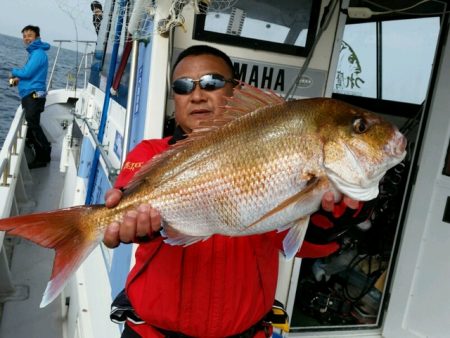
[103,188,162,248]
[9,77,19,87]
[321,191,360,212]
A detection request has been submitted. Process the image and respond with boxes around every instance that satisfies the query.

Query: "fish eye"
[353,117,368,134]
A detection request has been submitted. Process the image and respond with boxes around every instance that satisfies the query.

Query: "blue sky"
[1,0,98,49]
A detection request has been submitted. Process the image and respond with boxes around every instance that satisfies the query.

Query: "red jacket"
[115,137,345,337]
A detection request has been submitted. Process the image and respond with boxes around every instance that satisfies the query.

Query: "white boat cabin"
[1,0,450,337]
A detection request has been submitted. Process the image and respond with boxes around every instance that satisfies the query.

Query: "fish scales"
[116,103,319,235]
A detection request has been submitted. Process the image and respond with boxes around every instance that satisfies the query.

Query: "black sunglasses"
[172,73,236,95]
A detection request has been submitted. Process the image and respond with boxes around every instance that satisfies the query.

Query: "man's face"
[22,30,38,46]
[172,54,235,134]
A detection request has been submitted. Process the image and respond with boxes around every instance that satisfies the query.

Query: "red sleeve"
[297,241,340,258]
[297,200,375,258]
[273,230,340,259]
[114,137,171,189]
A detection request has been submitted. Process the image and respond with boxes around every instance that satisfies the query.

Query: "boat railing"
[0,109,25,189]
[47,40,96,92]
[78,114,120,180]
[0,107,27,300]
[0,39,96,300]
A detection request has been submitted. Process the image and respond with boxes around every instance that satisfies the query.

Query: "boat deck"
[0,101,73,338]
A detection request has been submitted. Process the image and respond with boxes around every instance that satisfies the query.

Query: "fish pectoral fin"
[163,234,210,246]
[161,223,210,246]
[246,176,322,229]
[282,217,310,260]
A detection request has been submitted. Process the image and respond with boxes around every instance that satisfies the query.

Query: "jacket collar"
[168,125,187,145]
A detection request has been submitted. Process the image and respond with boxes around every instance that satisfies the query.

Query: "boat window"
[193,0,322,56]
[333,22,377,99]
[381,18,439,103]
[333,17,440,109]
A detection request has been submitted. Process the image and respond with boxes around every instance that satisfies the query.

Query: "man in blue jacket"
[11,25,52,169]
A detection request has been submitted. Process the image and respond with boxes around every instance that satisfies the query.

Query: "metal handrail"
[76,114,119,180]
[47,40,96,91]
[1,39,97,185]
[0,106,25,300]
[122,39,139,164]
[0,109,25,187]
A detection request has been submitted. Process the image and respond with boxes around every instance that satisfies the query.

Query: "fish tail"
[0,205,103,307]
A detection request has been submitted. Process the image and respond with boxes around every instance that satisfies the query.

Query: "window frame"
[332,15,442,117]
[193,0,322,57]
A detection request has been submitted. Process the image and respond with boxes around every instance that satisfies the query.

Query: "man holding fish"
[102,45,394,337]
[0,43,405,336]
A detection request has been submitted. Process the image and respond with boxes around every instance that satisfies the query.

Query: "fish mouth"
[383,129,407,158]
[325,142,401,201]
[397,135,407,155]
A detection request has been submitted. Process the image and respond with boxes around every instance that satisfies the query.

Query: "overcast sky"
[0,0,98,49]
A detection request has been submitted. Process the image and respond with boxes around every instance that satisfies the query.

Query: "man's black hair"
[21,25,40,37]
[173,45,236,78]
[91,1,103,11]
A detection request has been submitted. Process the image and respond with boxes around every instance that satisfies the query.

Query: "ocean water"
[0,33,86,147]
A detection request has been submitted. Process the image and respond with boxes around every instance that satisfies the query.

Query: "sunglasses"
[172,73,236,95]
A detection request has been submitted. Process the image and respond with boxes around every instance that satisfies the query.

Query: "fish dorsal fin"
[179,82,285,137]
[123,83,284,193]
[122,148,174,193]
[224,82,285,116]
[175,82,285,138]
